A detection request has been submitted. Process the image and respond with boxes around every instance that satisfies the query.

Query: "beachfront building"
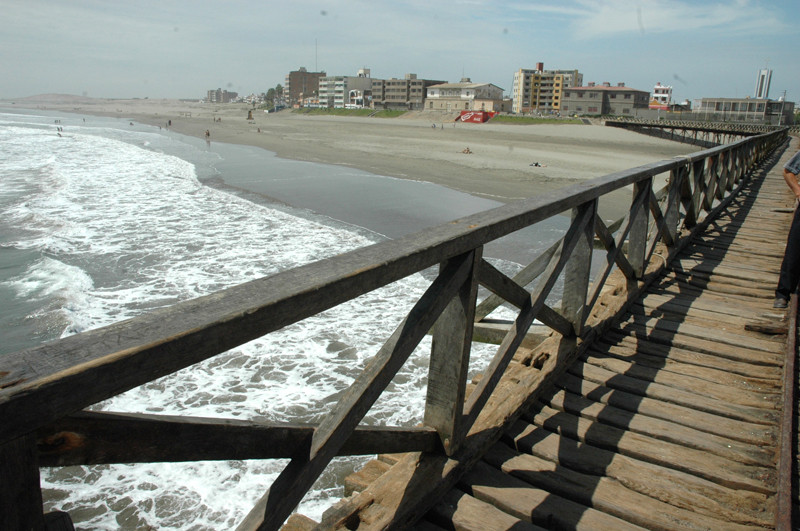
[425,79,508,112]
[284,67,326,108]
[694,97,794,125]
[561,82,649,116]
[206,88,238,103]
[511,63,582,114]
[649,82,672,110]
[371,74,446,111]
[318,69,373,108]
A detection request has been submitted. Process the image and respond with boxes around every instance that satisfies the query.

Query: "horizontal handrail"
[0,126,788,530]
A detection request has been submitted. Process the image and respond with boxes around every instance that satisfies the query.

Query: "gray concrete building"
[561,82,649,116]
[371,74,446,110]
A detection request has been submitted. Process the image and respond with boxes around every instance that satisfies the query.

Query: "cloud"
[508,0,788,39]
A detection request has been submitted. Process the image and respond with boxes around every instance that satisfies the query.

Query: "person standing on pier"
[774,149,800,308]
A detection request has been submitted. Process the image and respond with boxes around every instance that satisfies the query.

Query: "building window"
[624,94,631,99]
[623,108,630,114]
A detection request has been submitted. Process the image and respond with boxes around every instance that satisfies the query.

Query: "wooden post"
[628,179,650,278]
[1,435,45,531]
[664,166,684,244]
[561,200,596,335]
[424,249,481,455]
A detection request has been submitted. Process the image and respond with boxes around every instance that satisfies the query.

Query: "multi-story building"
[561,82,649,116]
[318,69,373,108]
[371,74,446,110]
[649,82,672,110]
[425,78,507,112]
[754,68,772,99]
[511,63,582,114]
[284,67,326,107]
[206,88,238,103]
[695,97,794,124]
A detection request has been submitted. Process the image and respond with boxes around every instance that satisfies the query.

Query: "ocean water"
[0,108,566,529]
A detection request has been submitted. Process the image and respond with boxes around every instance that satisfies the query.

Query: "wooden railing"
[0,128,788,530]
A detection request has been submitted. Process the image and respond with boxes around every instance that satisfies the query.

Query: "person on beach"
[774,149,800,308]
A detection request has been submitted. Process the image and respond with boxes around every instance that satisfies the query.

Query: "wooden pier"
[322,136,799,531]
[0,126,794,530]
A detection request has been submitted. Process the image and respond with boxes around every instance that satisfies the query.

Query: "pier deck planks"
[416,138,797,529]
[424,139,794,530]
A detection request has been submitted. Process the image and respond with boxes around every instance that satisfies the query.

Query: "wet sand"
[10,96,697,221]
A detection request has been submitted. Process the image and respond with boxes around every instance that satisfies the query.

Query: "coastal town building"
[206,88,238,103]
[425,79,509,112]
[511,63,582,114]
[754,68,772,99]
[694,97,794,125]
[284,67,326,108]
[371,74,446,110]
[649,82,672,110]
[318,69,373,108]
[561,82,649,116]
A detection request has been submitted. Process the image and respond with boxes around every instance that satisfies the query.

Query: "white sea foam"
[0,112,503,528]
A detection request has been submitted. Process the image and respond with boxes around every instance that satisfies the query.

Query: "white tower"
[754,69,772,99]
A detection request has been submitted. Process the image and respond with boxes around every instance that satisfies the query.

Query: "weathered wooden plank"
[605,328,782,370]
[569,361,779,425]
[506,421,773,526]
[558,373,776,446]
[591,340,782,389]
[426,251,481,454]
[344,459,391,497]
[582,350,781,408]
[639,290,774,321]
[427,488,545,531]
[484,441,763,531]
[542,388,775,467]
[35,411,441,466]
[562,201,597,334]
[461,460,646,530]
[527,406,775,493]
[617,314,784,355]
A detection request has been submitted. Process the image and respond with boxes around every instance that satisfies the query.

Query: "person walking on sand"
[774,148,800,308]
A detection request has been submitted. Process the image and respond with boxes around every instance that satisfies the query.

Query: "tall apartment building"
[371,74,446,110]
[206,88,238,103]
[754,68,772,99]
[318,69,373,108]
[561,82,649,116]
[511,63,582,114]
[284,67,326,107]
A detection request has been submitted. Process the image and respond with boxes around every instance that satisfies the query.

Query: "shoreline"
[4,97,698,221]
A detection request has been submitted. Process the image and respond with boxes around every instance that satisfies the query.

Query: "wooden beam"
[1,435,44,531]
[35,411,441,466]
[477,259,573,337]
[238,256,472,531]
[425,250,481,455]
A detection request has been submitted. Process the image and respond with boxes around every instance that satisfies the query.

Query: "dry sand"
[9,96,698,221]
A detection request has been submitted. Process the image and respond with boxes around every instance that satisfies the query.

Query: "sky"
[1,0,797,104]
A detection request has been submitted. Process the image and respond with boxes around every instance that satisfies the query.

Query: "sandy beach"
[7,95,697,221]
